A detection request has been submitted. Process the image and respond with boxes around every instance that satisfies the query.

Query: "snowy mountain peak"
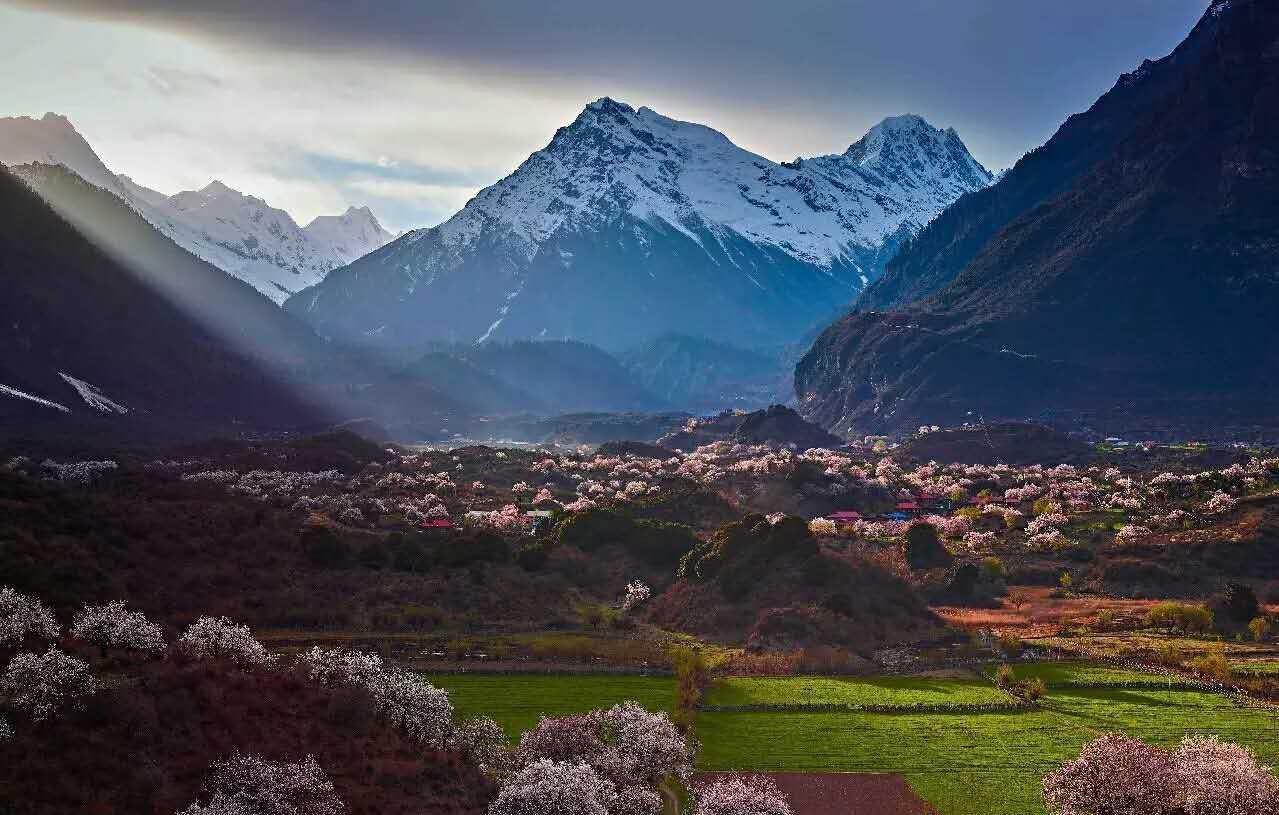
[287,97,994,349]
[0,112,125,196]
[199,179,236,196]
[0,113,395,304]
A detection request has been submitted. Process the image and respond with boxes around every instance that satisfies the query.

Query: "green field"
[424,673,676,737]
[704,675,1015,709]
[990,661,1182,687]
[699,685,1279,815]
[424,669,1279,815]
[1233,661,1279,676]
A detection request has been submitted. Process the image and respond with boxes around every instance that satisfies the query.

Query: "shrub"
[436,532,510,568]
[1145,602,1213,635]
[300,521,351,569]
[1218,582,1260,625]
[357,540,390,569]
[904,523,952,570]
[980,557,1006,580]
[1248,616,1271,642]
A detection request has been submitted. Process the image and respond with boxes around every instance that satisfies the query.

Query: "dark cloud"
[14,0,1211,168]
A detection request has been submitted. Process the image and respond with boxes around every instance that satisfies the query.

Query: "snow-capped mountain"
[118,176,395,302]
[0,113,394,303]
[286,98,990,350]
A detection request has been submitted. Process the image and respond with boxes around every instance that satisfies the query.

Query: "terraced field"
[989,661,1182,687]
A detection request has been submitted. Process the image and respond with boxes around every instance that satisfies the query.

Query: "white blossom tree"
[1,647,97,722]
[489,760,617,815]
[620,581,651,613]
[0,586,60,648]
[295,647,454,748]
[71,600,165,654]
[179,753,344,815]
[175,617,273,669]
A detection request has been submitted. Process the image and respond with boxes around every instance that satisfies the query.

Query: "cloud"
[9,0,1210,170]
[144,65,222,97]
[2,0,1211,232]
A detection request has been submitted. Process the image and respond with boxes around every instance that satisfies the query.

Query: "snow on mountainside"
[287,99,991,350]
[0,113,394,303]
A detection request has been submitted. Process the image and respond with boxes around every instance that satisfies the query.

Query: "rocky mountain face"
[284,100,990,350]
[0,114,394,303]
[796,0,1279,440]
[854,2,1225,312]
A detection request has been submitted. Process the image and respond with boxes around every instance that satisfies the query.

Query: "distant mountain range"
[284,100,991,350]
[0,113,394,302]
[797,0,1279,441]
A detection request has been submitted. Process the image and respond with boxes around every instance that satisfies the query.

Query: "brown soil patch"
[694,772,938,815]
[932,586,1169,637]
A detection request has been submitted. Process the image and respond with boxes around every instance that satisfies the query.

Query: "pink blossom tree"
[694,775,792,815]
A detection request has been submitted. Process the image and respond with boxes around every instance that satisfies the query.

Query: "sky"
[1,0,1209,233]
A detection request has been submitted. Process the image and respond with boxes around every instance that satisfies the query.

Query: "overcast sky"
[1,0,1208,232]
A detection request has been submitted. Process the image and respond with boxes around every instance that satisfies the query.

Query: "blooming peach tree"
[70,600,165,654]
[0,586,60,648]
[179,753,344,815]
[694,775,792,815]
[175,616,273,669]
[1,646,97,722]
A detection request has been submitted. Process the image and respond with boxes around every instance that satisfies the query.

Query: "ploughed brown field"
[694,772,938,815]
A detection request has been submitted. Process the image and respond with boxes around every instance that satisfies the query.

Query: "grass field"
[699,684,1279,815]
[424,673,676,737]
[423,668,1279,815]
[704,675,1015,709]
[990,661,1179,687]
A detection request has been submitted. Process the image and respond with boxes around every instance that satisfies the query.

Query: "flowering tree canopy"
[620,581,651,613]
[489,760,618,815]
[1,647,97,722]
[296,646,454,748]
[1043,733,1279,815]
[0,586,60,648]
[694,775,792,815]
[71,600,165,653]
[176,617,273,669]
[179,753,344,815]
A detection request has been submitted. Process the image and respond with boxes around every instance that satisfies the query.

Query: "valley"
[3,1,1279,813]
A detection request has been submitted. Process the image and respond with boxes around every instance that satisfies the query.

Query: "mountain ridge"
[795,0,1279,441]
[285,99,991,350]
[0,113,394,303]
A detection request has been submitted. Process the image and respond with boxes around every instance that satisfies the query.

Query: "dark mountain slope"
[0,166,328,441]
[856,2,1223,311]
[797,0,1279,440]
[2,164,483,442]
